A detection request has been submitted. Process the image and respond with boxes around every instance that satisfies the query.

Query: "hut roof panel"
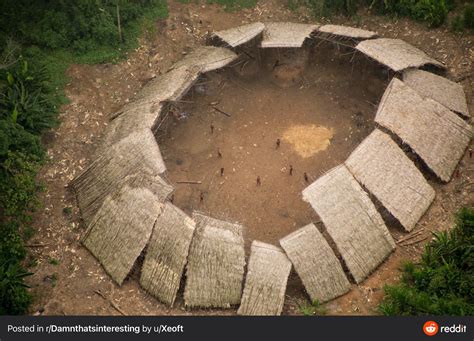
[100,66,200,149]
[82,186,162,285]
[345,129,435,232]
[280,224,350,303]
[184,213,245,308]
[302,165,395,283]
[317,24,377,39]
[171,46,238,73]
[403,69,470,118]
[213,22,265,47]
[261,22,318,48]
[140,203,195,307]
[356,38,444,72]
[72,129,172,224]
[375,78,472,182]
[237,241,291,316]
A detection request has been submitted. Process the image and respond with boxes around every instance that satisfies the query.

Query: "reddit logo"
[423,321,439,336]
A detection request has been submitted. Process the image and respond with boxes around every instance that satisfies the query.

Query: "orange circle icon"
[423,321,439,336]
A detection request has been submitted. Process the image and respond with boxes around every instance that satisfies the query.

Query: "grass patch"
[298,299,328,316]
[207,0,257,11]
[379,208,474,316]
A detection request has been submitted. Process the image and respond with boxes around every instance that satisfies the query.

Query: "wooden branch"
[396,229,424,244]
[212,106,231,117]
[176,180,202,184]
[94,290,127,315]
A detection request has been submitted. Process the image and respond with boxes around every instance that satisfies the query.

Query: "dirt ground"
[26,0,473,316]
[159,44,385,247]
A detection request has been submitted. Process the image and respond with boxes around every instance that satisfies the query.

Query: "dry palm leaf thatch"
[82,185,163,285]
[71,129,172,224]
[403,69,470,118]
[261,22,319,48]
[213,22,265,47]
[279,224,350,303]
[302,165,395,283]
[375,78,472,182]
[317,24,377,40]
[140,203,195,307]
[171,46,238,73]
[99,66,200,150]
[237,241,291,316]
[356,38,444,72]
[184,212,245,308]
[345,129,435,232]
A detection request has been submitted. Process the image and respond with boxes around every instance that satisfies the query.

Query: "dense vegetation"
[380,208,474,315]
[0,0,168,315]
[289,0,474,29]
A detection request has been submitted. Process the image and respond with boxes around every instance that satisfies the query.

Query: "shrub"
[464,4,474,29]
[0,261,32,315]
[380,208,474,315]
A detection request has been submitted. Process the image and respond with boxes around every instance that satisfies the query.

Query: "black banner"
[0,316,472,341]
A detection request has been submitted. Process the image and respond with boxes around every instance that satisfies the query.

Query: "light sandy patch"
[283,124,334,158]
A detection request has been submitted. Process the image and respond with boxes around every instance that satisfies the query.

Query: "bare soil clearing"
[26,0,473,316]
[158,44,384,247]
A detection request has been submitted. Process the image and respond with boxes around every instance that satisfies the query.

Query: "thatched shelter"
[184,212,245,308]
[237,241,291,316]
[403,69,470,118]
[171,46,238,73]
[316,24,377,40]
[375,78,472,182]
[99,66,201,150]
[140,203,196,307]
[280,224,350,303]
[356,38,444,72]
[345,129,435,232]
[82,186,163,285]
[71,129,173,224]
[261,22,318,48]
[213,22,265,47]
[302,165,395,283]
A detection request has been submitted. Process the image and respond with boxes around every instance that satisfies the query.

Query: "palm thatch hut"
[403,69,470,118]
[184,212,245,308]
[99,66,201,150]
[213,22,265,47]
[302,165,395,283]
[375,78,472,182]
[140,203,196,307]
[82,186,163,285]
[355,38,444,72]
[316,24,377,41]
[237,241,291,316]
[171,46,238,73]
[71,129,173,224]
[345,129,435,232]
[279,224,351,303]
[261,22,319,48]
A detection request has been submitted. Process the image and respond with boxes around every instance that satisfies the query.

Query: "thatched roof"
[302,165,395,283]
[99,66,200,150]
[345,129,435,232]
[72,129,173,224]
[317,24,377,40]
[237,241,291,316]
[213,22,265,47]
[82,186,163,285]
[279,224,351,303]
[375,78,472,182]
[140,203,195,307]
[403,69,470,118]
[261,22,318,48]
[356,38,444,72]
[171,46,238,73]
[184,212,245,308]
